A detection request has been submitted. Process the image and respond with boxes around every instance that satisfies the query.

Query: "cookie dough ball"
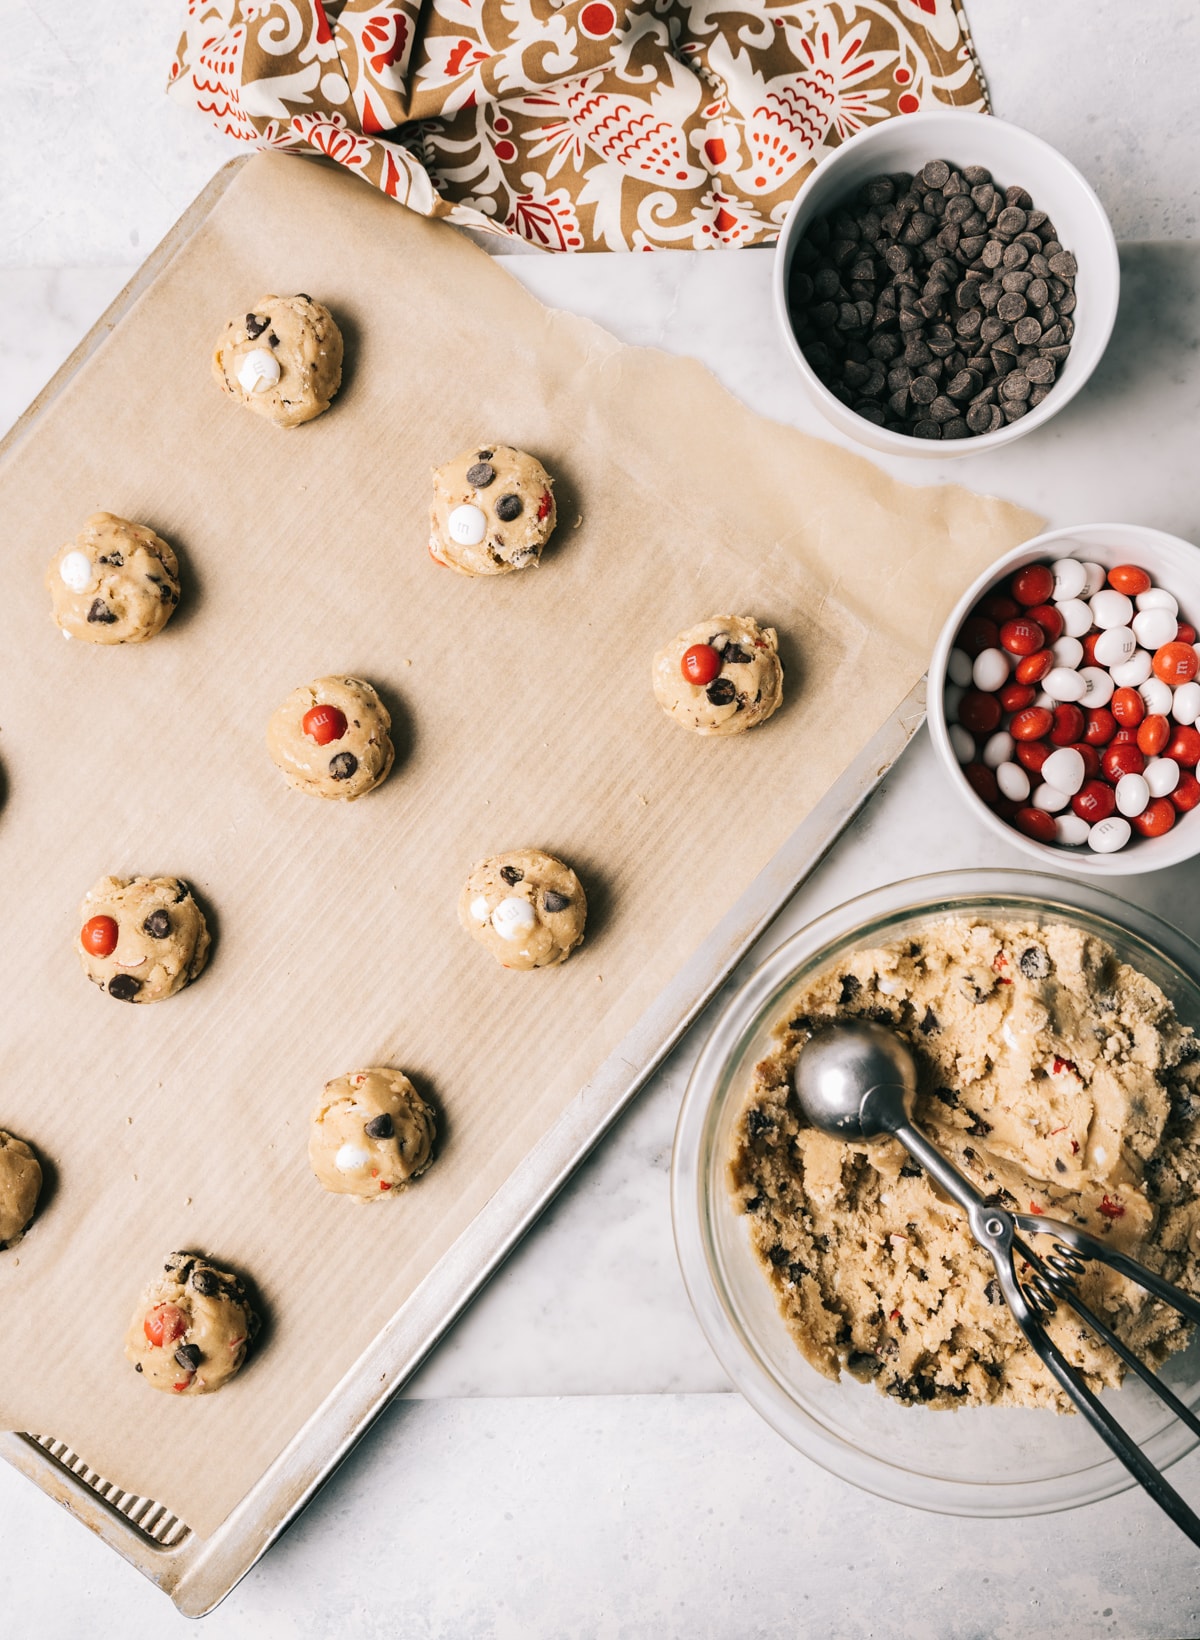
[309,1068,437,1201]
[124,1251,259,1396]
[212,294,343,429]
[0,1132,42,1249]
[46,512,180,645]
[652,615,783,736]
[429,444,556,575]
[458,849,586,970]
[266,675,394,801]
[77,875,210,1003]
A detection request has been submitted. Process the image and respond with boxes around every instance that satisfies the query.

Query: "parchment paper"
[0,153,1041,1537]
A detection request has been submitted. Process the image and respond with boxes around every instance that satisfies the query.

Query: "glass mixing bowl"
[671,869,1200,1517]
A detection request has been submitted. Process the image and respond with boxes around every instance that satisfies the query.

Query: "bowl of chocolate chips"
[774,110,1119,456]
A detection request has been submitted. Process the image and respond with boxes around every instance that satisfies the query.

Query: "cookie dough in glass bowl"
[671,869,1200,1518]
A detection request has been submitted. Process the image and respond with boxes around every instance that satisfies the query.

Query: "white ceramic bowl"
[773,110,1119,458]
[929,522,1200,876]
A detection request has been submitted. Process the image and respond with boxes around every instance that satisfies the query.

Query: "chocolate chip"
[329,752,358,780]
[919,1007,939,1034]
[543,890,571,913]
[190,1267,220,1296]
[932,1086,959,1108]
[364,1112,395,1139]
[245,313,269,338]
[466,462,496,488]
[1055,1157,1067,1174]
[142,909,171,939]
[97,551,124,566]
[267,332,280,347]
[175,1343,202,1371]
[173,881,191,903]
[1018,944,1050,979]
[495,494,522,522]
[966,1112,993,1137]
[706,678,736,706]
[767,1242,789,1267]
[476,448,493,460]
[746,1108,774,1140]
[107,974,143,1002]
[296,293,312,302]
[920,158,950,190]
[500,865,524,885]
[838,974,861,1005]
[722,643,753,665]
[984,1278,1002,1305]
[87,599,117,624]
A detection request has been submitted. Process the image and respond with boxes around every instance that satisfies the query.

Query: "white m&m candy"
[947,648,974,687]
[1052,636,1084,670]
[492,897,537,941]
[1173,682,1200,725]
[237,347,281,394]
[59,550,92,593]
[996,761,1030,801]
[1043,667,1087,703]
[1137,587,1178,615]
[1051,559,1087,600]
[1144,757,1181,798]
[335,1144,371,1173]
[983,731,1015,768]
[1042,747,1085,795]
[1077,667,1114,708]
[448,504,488,546]
[1080,563,1107,598]
[1115,773,1150,817]
[1138,677,1173,717]
[1092,626,1136,668]
[1088,816,1132,854]
[1032,783,1070,813]
[1056,600,1092,640]
[949,725,975,763]
[1089,589,1134,630]
[1132,607,1179,651]
[1055,813,1091,846]
[973,648,1009,692]
[1110,650,1152,689]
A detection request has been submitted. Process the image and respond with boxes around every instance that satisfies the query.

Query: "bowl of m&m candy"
[930,523,1200,874]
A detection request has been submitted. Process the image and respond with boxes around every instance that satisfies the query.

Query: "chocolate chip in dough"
[467,462,496,488]
[543,890,571,913]
[495,494,523,522]
[706,678,736,706]
[87,599,118,624]
[107,974,143,1002]
[142,910,172,939]
[245,313,269,338]
[500,865,525,885]
[175,1343,202,1371]
[364,1113,395,1139]
[329,752,358,780]
[838,974,862,1005]
[190,1267,220,1296]
[723,644,753,665]
[135,1362,143,1372]
[1018,945,1050,979]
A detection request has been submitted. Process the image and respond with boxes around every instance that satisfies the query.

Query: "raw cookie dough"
[124,1251,259,1396]
[46,512,180,644]
[266,675,394,801]
[212,294,343,429]
[429,444,556,575]
[652,615,783,736]
[77,875,210,1003]
[729,917,1200,1411]
[459,849,587,970]
[309,1067,437,1200]
[0,1131,42,1249]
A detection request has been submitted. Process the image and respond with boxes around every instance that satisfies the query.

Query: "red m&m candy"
[1107,564,1152,597]
[302,704,348,745]
[1167,727,1200,767]
[1010,564,1054,607]
[1000,618,1044,657]
[1132,798,1176,838]
[81,915,118,958]
[1073,780,1116,822]
[681,643,722,686]
[1153,642,1199,685]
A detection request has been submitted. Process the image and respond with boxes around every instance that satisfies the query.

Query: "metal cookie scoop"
[793,1018,1200,1548]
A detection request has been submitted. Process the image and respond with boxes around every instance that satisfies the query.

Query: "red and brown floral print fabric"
[171,0,988,251]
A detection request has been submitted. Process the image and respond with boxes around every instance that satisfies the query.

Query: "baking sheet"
[0,152,1040,1538]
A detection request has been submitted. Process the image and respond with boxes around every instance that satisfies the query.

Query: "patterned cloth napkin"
[170,1,988,251]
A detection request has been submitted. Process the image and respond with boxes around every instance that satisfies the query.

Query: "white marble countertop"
[3,4,1200,1635]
